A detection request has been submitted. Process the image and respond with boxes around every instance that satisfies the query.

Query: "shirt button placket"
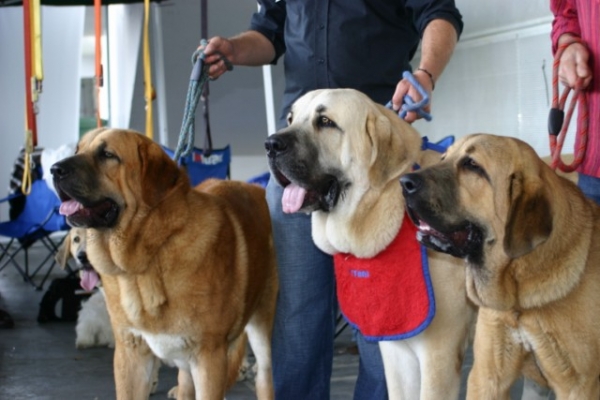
[315,10,328,87]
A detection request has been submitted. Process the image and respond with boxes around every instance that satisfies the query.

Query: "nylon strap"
[143,0,155,139]
[200,0,212,155]
[31,0,43,101]
[22,0,42,195]
[94,0,103,128]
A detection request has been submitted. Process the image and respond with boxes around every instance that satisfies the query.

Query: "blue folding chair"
[0,179,71,290]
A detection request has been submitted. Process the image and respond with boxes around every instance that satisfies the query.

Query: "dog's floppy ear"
[139,141,185,206]
[55,232,71,268]
[503,172,553,258]
[365,106,421,188]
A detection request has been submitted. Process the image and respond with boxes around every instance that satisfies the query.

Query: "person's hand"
[200,36,235,80]
[558,41,592,90]
[390,69,434,123]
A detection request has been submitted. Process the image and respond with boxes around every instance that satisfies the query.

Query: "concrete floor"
[0,238,537,399]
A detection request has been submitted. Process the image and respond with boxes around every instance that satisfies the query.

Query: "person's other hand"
[200,36,235,80]
[559,42,592,90]
[391,69,433,123]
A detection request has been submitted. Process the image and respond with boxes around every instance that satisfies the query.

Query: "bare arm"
[202,31,276,79]
[417,19,458,87]
[392,19,458,122]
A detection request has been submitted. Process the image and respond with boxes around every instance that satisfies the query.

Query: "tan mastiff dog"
[265,88,476,400]
[401,133,600,399]
[51,128,278,400]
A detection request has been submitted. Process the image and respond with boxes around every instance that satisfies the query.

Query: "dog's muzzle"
[264,133,295,159]
[51,157,120,229]
[401,172,485,263]
[264,132,346,213]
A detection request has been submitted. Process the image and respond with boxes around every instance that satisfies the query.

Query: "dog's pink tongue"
[80,269,100,292]
[59,200,82,216]
[282,183,307,214]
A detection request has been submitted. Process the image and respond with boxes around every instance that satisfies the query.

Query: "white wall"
[0,6,84,220]
[413,25,574,158]
[414,1,576,158]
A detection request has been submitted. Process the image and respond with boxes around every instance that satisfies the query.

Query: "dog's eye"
[287,112,293,126]
[317,116,336,129]
[73,236,81,243]
[102,150,116,159]
[461,157,486,177]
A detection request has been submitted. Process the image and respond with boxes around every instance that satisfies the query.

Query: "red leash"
[94,0,104,128]
[22,0,38,147]
[548,37,589,173]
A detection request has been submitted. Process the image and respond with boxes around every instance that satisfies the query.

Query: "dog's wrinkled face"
[265,88,421,214]
[401,134,553,269]
[51,128,182,229]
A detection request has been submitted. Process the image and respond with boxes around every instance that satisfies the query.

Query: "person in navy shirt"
[203,1,463,398]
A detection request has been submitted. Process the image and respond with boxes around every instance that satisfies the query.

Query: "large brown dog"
[51,128,278,400]
[265,88,476,400]
[401,133,600,399]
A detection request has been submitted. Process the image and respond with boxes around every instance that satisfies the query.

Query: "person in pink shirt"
[522,3,600,399]
[551,0,600,205]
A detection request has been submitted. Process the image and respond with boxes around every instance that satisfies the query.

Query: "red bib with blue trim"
[334,215,435,341]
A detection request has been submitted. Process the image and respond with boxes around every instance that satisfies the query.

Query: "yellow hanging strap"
[143,0,155,139]
[31,0,43,102]
[22,122,34,196]
[22,0,42,195]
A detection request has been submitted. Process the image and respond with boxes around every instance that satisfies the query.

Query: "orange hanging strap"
[143,0,155,139]
[22,0,37,147]
[94,0,103,128]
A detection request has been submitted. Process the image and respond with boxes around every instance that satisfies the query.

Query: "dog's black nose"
[77,252,89,264]
[400,173,423,195]
[264,135,288,158]
[50,160,71,180]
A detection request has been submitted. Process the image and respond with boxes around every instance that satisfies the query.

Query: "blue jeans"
[266,177,388,400]
[578,173,600,205]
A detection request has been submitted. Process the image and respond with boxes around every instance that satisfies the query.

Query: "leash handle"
[548,37,589,173]
[386,71,432,121]
[174,40,234,162]
[191,39,234,82]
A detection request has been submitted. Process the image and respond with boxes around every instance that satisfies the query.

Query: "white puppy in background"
[75,289,114,349]
[55,228,114,348]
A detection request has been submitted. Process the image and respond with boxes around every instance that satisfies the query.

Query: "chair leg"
[0,239,16,272]
[0,240,31,284]
[0,241,7,264]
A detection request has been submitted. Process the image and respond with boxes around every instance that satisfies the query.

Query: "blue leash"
[412,136,453,171]
[385,71,432,121]
[173,39,233,163]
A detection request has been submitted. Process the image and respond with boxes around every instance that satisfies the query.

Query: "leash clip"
[386,71,432,121]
